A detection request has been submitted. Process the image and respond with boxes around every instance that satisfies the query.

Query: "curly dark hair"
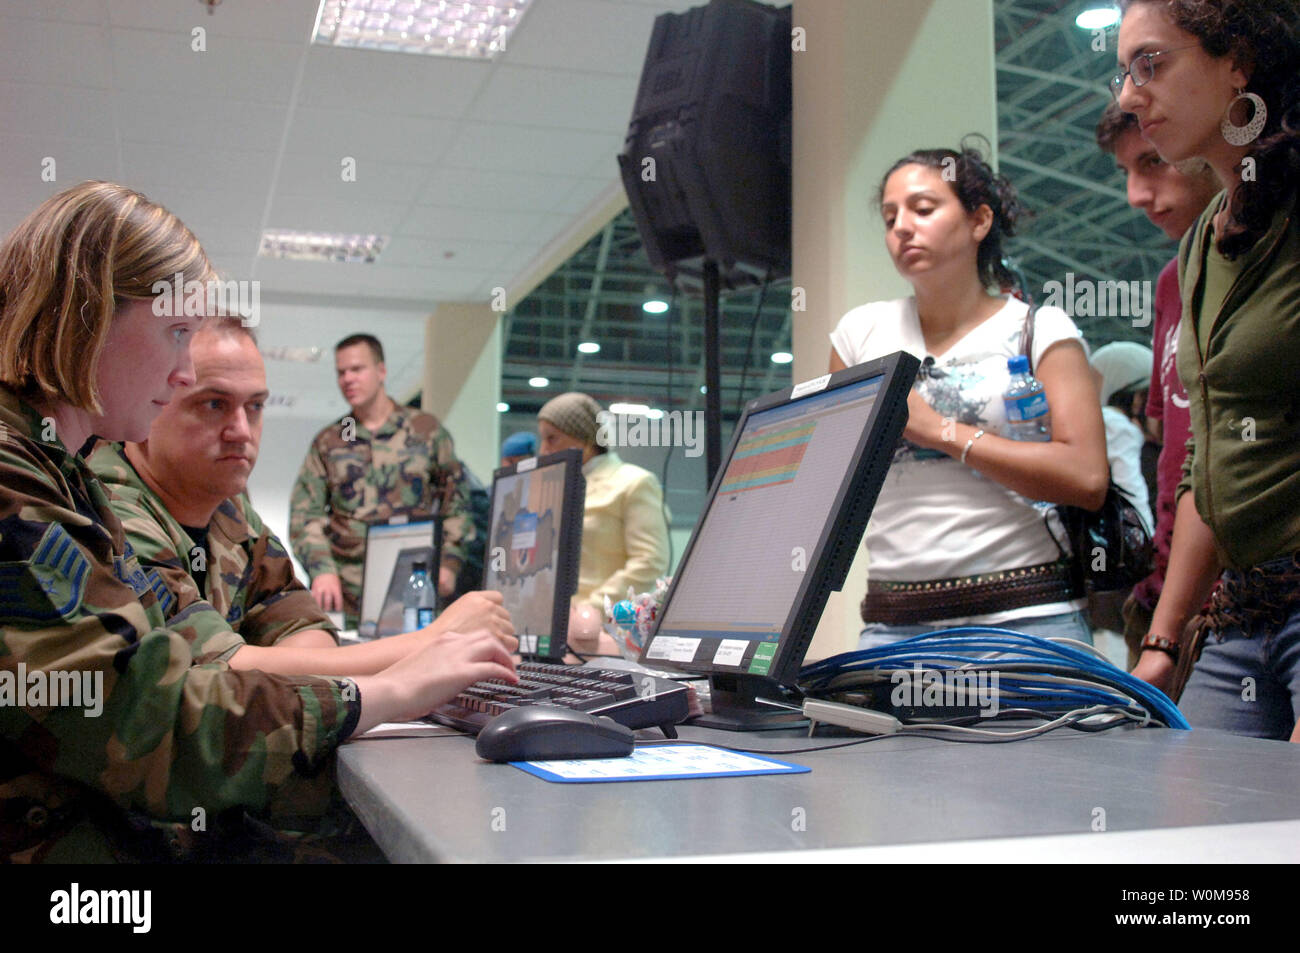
[1095,100,1141,154]
[1120,0,1300,258]
[876,136,1023,291]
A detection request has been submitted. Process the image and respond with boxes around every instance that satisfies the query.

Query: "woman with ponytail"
[828,140,1108,647]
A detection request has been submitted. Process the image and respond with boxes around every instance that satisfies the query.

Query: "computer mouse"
[475,705,635,762]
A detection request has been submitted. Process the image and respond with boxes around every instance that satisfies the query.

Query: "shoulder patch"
[0,522,90,623]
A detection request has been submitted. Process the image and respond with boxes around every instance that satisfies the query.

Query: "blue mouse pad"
[510,743,810,783]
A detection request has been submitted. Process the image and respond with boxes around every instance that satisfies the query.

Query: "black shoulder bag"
[1020,307,1153,592]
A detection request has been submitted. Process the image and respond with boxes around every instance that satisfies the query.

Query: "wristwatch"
[1141,633,1180,662]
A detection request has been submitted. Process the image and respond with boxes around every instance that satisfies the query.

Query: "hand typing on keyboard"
[427,590,515,647]
[351,629,519,734]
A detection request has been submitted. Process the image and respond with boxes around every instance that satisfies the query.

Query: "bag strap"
[1019,300,1038,373]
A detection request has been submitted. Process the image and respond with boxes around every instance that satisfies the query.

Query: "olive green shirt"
[1176,188,1300,569]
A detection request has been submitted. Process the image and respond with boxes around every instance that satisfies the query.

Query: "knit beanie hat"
[537,392,602,446]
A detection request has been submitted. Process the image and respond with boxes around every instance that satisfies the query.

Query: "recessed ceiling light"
[259,230,387,263]
[642,299,669,315]
[496,401,509,412]
[312,0,532,60]
[529,377,549,388]
[1075,6,1120,29]
[699,385,707,394]
[577,341,600,354]
[770,351,794,364]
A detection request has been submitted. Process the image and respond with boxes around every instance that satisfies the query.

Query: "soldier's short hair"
[0,181,213,413]
[197,315,258,346]
[335,333,384,364]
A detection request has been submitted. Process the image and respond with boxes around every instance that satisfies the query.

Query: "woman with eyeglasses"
[1113,0,1300,741]
[0,182,517,860]
[828,141,1109,649]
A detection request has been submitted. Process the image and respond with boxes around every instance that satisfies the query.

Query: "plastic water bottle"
[402,561,437,632]
[1003,355,1052,442]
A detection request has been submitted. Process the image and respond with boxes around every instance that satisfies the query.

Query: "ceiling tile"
[440,122,622,175]
[115,90,290,146]
[109,27,304,104]
[282,107,458,164]
[396,205,549,242]
[503,0,661,74]
[107,0,320,43]
[416,167,584,212]
[3,82,117,141]
[0,0,106,24]
[471,65,639,132]
[295,45,492,119]
[0,17,112,86]
[274,153,431,204]
[265,194,410,234]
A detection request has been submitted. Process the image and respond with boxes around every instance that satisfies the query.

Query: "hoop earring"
[1221,88,1267,146]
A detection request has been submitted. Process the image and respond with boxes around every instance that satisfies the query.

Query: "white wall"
[793,0,998,660]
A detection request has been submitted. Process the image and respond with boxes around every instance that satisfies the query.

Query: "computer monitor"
[639,351,918,729]
[483,448,586,660]
[360,520,440,638]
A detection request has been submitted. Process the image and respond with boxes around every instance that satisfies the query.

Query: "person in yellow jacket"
[536,393,670,647]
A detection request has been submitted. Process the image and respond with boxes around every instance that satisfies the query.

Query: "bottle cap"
[1007,355,1030,374]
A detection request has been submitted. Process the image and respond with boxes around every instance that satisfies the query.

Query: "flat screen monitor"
[638,351,918,728]
[483,448,585,660]
[360,520,439,638]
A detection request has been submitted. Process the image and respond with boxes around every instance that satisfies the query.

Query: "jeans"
[858,609,1093,651]
[1178,607,1300,740]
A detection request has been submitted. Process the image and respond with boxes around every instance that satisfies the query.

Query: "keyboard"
[429,662,690,738]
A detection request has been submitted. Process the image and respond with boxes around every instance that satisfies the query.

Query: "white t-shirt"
[1102,406,1154,536]
[829,295,1087,625]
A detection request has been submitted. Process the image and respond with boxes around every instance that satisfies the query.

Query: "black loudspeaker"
[618,0,792,283]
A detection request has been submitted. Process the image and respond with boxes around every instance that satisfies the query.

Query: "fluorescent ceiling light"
[642,299,669,314]
[770,351,794,364]
[577,341,600,354]
[313,0,533,60]
[1075,7,1120,29]
[259,230,387,263]
[496,401,509,412]
[528,377,549,388]
[609,402,651,416]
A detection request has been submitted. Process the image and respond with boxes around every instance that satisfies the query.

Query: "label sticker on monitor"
[713,639,748,667]
[790,373,831,399]
[516,457,538,472]
[747,642,777,675]
[646,636,700,663]
[519,634,538,654]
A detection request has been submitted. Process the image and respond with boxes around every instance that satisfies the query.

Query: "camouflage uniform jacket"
[0,386,360,862]
[289,404,473,618]
[86,440,338,649]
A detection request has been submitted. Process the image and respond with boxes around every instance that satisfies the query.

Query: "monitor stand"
[689,675,808,731]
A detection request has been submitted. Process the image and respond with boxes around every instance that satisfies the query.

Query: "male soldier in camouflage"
[290,334,475,626]
[0,182,515,862]
[88,317,513,672]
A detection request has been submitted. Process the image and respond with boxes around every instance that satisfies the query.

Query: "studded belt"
[861,560,1082,626]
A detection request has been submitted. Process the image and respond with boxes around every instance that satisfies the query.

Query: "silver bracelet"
[960,428,986,465]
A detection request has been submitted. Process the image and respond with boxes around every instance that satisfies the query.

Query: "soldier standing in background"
[290,334,476,626]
